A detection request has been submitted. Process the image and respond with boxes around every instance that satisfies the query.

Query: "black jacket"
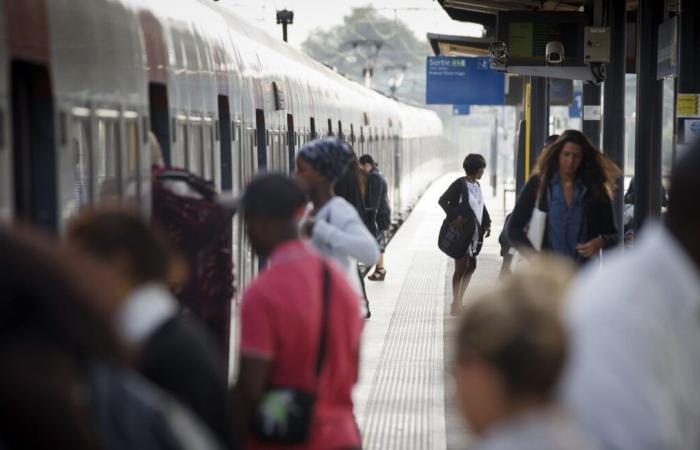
[438,177,492,254]
[365,168,390,231]
[506,176,619,260]
[140,316,236,449]
[334,169,370,229]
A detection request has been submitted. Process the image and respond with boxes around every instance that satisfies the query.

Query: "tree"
[302,6,431,104]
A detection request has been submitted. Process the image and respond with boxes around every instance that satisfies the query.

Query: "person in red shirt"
[234,173,363,450]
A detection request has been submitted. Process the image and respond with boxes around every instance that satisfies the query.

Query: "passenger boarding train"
[0,0,457,292]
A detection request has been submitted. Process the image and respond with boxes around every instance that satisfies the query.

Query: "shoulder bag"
[438,180,476,258]
[510,206,547,271]
[251,262,331,444]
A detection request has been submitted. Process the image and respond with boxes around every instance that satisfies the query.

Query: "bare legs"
[451,254,476,315]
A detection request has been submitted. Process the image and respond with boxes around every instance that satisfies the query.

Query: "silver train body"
[0,0,456,292]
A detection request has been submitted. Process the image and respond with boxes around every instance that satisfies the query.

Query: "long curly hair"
[534,129,621,206]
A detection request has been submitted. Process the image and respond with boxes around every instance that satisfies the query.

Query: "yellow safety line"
[525,80,532,179]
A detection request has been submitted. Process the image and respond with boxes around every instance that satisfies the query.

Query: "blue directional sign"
[452,105,470,115]
[426,56,505,106]
[570,91,583,118]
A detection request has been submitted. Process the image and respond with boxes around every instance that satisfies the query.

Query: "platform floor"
[353,172,508,450]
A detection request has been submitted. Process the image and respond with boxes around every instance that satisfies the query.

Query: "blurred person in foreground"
[455,257,596,450]
[234,173,363,450]
[0,226,221,450]
[295,138,379,316]
[66,207,235,449]
[507,130,620,265]
[563,142,700,449]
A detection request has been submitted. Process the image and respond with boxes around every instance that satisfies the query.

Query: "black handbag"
[251,262,331,444]
[438,182,476,258]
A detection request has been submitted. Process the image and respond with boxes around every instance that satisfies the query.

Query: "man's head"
[359,154,375,173]
[66,207,174,298]
[241,173,307,258]
[544,134,560,147]
[455,257,573,434]
[667,140,700,269]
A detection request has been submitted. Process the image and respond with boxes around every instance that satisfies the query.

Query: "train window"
[71,115,92,208]
[203,122,214,181]
[188,122,203,175]
[124,120,140,202]
[338,121,343,140]
[327,119,333,136]
[310,117,316,139]
[96,118,121,201]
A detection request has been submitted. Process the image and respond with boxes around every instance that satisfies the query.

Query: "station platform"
[353,172,508,450]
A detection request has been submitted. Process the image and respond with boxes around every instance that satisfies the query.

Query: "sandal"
[367,267,386,281]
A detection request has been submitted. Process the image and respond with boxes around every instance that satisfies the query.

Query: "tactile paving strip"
[360,251,446,450]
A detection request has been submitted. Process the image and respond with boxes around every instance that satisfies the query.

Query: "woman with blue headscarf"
[296,138,379,318]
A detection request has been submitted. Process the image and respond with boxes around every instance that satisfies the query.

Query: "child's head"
[455,258,574,434]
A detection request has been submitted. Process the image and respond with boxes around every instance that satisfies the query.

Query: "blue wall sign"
[426,56,505,105]
[453,105,470,115]
[570,91,582,118]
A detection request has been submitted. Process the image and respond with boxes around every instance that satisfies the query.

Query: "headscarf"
[297,137,354,182]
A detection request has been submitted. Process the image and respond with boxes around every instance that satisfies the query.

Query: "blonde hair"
[457,256,575,399]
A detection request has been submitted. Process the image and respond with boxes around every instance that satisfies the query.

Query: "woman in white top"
[438,154,491,316]
[295,138,380,316]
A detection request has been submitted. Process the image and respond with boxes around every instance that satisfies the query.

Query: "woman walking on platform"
[439,154,491,316]
[507,129,620,265]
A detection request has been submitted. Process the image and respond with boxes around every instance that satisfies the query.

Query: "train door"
[11,61,57,231]
[149,83,170,165]
[218,96,233,192]
[255,109,266,171]
[287,113,295,171]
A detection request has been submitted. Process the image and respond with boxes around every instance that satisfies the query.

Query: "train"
[0,0,458,300]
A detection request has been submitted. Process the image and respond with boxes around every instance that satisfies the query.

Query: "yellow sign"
[677,93,700,118]
[525,81,531,179]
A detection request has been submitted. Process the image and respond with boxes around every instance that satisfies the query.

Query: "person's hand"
[301,217,316,238]
[484,227,491,238]
[576,236,604,258]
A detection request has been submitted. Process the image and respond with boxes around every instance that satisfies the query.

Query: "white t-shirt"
[466,180,484,225]
[304,197,379,300]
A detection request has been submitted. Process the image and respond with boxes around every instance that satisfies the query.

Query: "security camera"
[545,41,565,65]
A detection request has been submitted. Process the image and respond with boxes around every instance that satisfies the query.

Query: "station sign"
[426,56,505,106]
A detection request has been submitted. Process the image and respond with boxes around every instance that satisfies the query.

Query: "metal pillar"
[677,0,700,148]
[603,0,626,244]
[582,83,601,147]
[529,76,550,171]
[633,0,665,230]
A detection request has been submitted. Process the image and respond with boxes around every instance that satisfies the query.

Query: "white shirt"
[466,180,485,225]
[119,283,178,346]
[307,197,379,298]
[474,406,597,450]
[562,224,700,450]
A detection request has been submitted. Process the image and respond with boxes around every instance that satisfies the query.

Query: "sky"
[219,0,483,49]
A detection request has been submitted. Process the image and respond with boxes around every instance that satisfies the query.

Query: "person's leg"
[357,264,371,318]
[368,231,387,281]
[451,255,471,314]
[457,256,477,305]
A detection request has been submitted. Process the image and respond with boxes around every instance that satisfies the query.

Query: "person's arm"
[313,204,380,265]
[438,179,462,215]
[232,290,274,442]
[506,177,539,250]
[233,356,271,443]
[482,205,492,237]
